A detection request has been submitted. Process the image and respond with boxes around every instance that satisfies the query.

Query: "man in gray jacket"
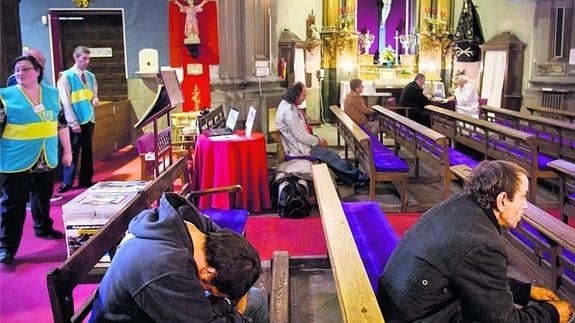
[378,160,573,322]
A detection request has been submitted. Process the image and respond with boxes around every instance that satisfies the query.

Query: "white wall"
[452,0,536,95]
[277,0,322,42]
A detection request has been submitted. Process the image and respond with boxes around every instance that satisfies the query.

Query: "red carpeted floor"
[0,145,421,322]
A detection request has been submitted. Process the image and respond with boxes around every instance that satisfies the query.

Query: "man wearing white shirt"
[57,46,99,192]
[451,75,479,118]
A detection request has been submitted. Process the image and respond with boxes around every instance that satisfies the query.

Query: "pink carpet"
[245,215,328,260]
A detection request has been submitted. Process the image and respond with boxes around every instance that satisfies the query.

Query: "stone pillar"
[320,0,358,122]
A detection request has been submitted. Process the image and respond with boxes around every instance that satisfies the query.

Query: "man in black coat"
[378,160,574,322]
[399,73,431,127]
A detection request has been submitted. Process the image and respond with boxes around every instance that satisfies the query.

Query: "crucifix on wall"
[171,0,209,57]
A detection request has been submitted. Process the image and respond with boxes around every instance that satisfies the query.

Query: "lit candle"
[405,0,409,35]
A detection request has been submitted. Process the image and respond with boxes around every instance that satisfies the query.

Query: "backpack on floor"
[270,171,311,218]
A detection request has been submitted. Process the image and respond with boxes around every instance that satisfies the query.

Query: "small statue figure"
[171,0,209,44]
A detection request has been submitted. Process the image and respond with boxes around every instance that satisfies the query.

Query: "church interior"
[1,0,575,322]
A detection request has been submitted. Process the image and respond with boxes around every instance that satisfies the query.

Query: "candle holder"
[358,30,375,54]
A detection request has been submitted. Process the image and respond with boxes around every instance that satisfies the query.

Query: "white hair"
[457,75,469,82]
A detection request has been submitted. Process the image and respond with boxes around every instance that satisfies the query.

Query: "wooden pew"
[312,163,385,323]
[270,250,290,323]
[525,105,575,123]
[426,104,556,204]
[46,157,190,323]
[329,105,409,210]
[479,105,575,161]
[373,105,478,200]
[450,164,575,303]
[548,159,575,223]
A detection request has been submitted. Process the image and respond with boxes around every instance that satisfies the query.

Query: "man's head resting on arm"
[202,228,262,301]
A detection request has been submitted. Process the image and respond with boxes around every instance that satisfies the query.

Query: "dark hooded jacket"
[90,192,245,323]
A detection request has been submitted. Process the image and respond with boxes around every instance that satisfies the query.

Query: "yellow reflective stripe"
[2,122,58,139]
[70,88,93,103]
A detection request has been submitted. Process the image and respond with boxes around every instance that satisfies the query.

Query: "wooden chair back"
[197,105,226,134]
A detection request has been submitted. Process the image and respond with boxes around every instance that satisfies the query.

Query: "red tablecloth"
[193,131,271,212]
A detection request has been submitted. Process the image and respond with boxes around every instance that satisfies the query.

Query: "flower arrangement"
[381,46,397,66]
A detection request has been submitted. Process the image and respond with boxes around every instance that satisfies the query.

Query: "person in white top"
[450,75,479,118]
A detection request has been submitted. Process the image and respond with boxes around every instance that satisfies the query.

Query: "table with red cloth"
[192,131,272,212]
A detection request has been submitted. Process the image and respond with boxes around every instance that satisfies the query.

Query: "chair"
[197,105,226,134]
[186,184,249,235]
[136,128,173,180]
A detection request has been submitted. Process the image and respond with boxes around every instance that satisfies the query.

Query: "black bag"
[271,171,311,218]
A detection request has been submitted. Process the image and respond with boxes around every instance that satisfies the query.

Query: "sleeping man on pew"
[378,160,574,323]
[275,81,369,188]
[90,192,268,323]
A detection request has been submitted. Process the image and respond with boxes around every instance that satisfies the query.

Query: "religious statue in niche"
[374,0,392,64]
[171,0,209,57]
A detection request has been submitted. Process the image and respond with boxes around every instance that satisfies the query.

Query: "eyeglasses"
[14,67,36,73]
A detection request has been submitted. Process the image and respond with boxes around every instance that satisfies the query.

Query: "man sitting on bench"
[275,81,369,187]
[344,78,380,134]
[378,160,573,323]
[90,192,268,323]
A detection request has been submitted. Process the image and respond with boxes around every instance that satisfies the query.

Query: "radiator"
[541,90,565,110]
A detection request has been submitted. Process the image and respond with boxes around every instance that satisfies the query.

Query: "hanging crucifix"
[171,0,209,57]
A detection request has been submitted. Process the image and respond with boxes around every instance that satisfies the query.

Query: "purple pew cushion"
[201,208,249,235]
[342,201,400,292]
[361,126,409,173]
[447,147,479,168]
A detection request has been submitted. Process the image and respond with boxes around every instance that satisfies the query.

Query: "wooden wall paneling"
[0,0,21,84]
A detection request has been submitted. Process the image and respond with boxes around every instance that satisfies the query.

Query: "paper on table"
[209,134,241,141]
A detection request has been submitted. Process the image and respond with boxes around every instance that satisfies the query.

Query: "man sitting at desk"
[399,73,432,127]
[448,75,479,118]
[344,78,380,134]
[275,82,369,187]
[90,192,268,323]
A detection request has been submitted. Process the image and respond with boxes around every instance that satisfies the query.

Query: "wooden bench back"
[329,105,371,173]
[548,159,575,223]
[197,105,226,134]
[426,104,554,203]
[46,157,190,323]
[480,105,575,161]
[312,164,385,323]
[373,105,452,199]
[525,105,575,123]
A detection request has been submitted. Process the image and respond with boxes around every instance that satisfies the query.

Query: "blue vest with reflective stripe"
[62,68,95,124]
[0,84,60,172]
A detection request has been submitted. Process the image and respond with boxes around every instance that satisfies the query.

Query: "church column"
[320,0,358,122]
[216,0,245,82]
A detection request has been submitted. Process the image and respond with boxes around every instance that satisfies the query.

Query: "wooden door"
[49,9,127,101]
